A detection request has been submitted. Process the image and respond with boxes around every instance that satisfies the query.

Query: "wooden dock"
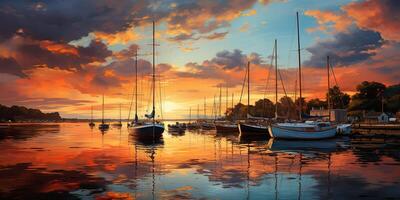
[352,123,400,137]
[352,123,400,130]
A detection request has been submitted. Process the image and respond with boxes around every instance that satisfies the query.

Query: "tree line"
[0,104,62,122]
[226,81,400,120]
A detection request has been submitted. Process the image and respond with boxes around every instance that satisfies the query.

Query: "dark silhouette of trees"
[0,104,61,122]
[327,86,350,109]
[306,98,326,113]
[254,98,274,118]
[384,84,400,113]
[226,81,399,120]
[349,81,386,111]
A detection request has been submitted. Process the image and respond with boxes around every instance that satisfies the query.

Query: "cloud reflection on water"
[0,122,399,199]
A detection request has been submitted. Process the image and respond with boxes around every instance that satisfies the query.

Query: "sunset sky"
[0,0,399,119]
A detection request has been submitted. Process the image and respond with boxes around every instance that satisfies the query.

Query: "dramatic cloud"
[0,0,136,42]
[305,10,352,33]
[343,0,400,41]
[0,0,270,44]
[0,57,25,77]
[0,36,112,77]
[211,49,263,70]
[112,44,139,59]
[175,49,267,87]
[162,0,270,41]
[304,27,384,67]
[306,0,400,41]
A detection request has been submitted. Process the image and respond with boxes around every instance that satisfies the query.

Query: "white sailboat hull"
[268,124,337,140]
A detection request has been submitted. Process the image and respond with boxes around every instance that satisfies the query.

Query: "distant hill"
[0,104,61,122]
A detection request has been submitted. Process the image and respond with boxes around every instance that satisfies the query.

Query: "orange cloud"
[39,40,78,56]
[305,10,352,33]
[241,9,257,17]
[343,0,400,41]
[94,28,141,45]
[306,0,400,42]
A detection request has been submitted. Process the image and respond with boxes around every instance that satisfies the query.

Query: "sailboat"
[215,85,238,133]
[238,61,269,136]
[215,121,238,133]
[127,41,140,127]
[268,12,336,140]
[199,97,215,130]
[326,57,352,135]
[113,103,123,127]
[89,105,95,127]
[187,107,199,129]
[98,94,110,130]
[129,21,164,139]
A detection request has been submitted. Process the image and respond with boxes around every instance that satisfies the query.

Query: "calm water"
[0,123,399,200]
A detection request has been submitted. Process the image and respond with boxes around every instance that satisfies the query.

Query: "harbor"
[0,122,399,199]
[0,0,399,199]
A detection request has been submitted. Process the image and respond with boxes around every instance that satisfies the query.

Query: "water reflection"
[0,123,60,141]
[0,122,399,199]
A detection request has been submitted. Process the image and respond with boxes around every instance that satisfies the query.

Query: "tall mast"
[189,107,191,123]
[296,12,303,121]
[231,93,234,121]
[134,48,138,122]
[213,95,216,120]
[219,85,222,118]
[225,85,228,118]
[102,94,104,124]
[231,93,234,110]
[327,56,331,122]
[275,39,278,119]
[197,104,199,120]
[152,21,155,123]
[91,106,93,122]
[119,103,122,123]
[247,61,250,118]
[294,80,297,105]
[204,97,206,119]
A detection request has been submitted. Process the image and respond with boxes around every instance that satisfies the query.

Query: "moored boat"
[238,61,269,137]
[238,123,268,135]
[99,123,110,130]
[131,122,164,138]
[168,122,186,133]
[200,121,214,130]
[98,94,110,131]
[268,122,337,140]
[89,106,95,127]
[128,21,164,138]
[215,122,238,133]
[113,104,123,127]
